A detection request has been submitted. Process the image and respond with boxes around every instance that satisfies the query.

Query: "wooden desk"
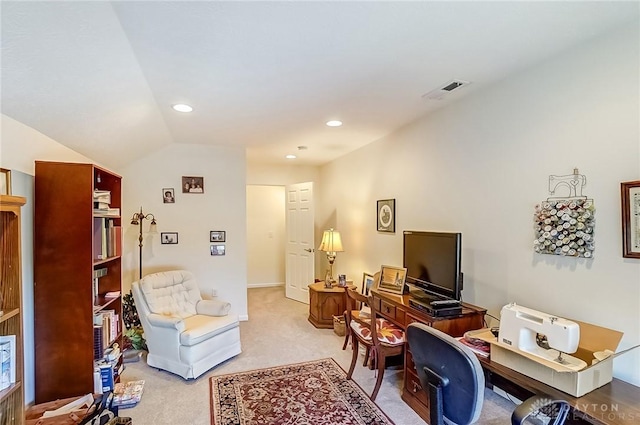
[371,289,486,422]
[371,290,640,425]
[480,356,640,425]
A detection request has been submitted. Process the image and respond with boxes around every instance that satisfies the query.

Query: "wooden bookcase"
[0,195,26,425]
[34,162,123,403]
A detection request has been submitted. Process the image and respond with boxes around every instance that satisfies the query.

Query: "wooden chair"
[344,284,405,401]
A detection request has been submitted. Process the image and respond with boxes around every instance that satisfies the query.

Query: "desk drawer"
[405,369,429,408]
[380,300,397,320]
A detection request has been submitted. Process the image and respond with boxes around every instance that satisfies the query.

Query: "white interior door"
[285,182,314,304]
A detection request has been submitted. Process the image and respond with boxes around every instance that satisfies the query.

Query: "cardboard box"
[476,319,623,397]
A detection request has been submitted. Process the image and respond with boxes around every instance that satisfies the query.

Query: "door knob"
[304,248,314,252]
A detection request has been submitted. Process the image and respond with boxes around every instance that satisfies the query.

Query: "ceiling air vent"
[422,79,471,101]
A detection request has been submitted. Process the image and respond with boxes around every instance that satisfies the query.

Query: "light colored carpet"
[121,287,515,424]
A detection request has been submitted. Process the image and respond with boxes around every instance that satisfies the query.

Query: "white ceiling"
[2,1,638,169]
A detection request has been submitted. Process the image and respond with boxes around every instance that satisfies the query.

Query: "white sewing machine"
[498,303,587,371]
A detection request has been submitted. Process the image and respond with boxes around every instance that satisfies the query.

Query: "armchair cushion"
[181,314,239,346]
[139,270,201,318]
[196,299,231,316]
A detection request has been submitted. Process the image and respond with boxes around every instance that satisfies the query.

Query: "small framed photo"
[361,272,375,295]
[377,199,395,233]
[0,168,11,196]
[182,176,204,193]
[161,232,178,245]
[377,265,407,295]
[621,180,640,258]
[210,244,226,256]
[210,231,226,242]
[162,188,175,204]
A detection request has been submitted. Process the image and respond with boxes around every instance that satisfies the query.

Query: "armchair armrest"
[511,395,570,425]
[147,313,185,332]
[196,299,231,316]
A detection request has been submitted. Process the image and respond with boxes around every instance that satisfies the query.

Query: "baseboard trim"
[247,282,284,288]
[239,314,249,321]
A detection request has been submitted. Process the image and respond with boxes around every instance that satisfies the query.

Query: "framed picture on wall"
[377,199,395,233]
[621,180,640,258]
[210,231,226,242]
[182,176,204,193]
[162,188,175,203]
[210,244,226,256]
[161,232,178,245]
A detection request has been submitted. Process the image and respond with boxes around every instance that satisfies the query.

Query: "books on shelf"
[93,218,121,260]
[0,335,16,390]
[113,380,145,408]
[93,190,111,205]
[105,291,121,298]
[94,310,119,349]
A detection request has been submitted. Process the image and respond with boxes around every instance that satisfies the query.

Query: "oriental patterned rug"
[209,358,395,425]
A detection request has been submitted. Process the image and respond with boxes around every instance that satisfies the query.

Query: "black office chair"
[407,323,571,425]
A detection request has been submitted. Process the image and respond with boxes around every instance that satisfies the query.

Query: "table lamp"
[318,228,344,286]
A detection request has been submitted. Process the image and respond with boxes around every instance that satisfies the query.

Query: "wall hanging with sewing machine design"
[533,168,595,258]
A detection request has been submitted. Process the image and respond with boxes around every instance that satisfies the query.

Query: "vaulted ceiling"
[2,1,638,169]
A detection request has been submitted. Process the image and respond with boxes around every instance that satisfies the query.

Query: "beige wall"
[120,143,248,319]
[246,185,285,287]
[316,23,640,385]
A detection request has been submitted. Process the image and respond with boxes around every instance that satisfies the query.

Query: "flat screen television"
[403,230,463,301]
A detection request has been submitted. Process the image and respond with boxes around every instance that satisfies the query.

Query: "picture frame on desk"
[377,265,406,295]
[621,180,640,258]
[0,168,11,196]
[362,273,375,295]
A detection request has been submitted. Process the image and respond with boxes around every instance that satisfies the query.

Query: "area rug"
[209,358,395,425]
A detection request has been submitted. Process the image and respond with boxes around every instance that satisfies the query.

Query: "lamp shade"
[318,229,344,253]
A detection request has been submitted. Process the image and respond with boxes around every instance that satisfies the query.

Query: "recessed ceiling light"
[326,120,342,127]
[285,154,297,159]
[172,104,193,113]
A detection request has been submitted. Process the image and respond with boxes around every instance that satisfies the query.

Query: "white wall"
[0,115,97,405]
[0,114,96,173]
[246,185,285,287]
[120,143,248,319]
[317,23,640,385]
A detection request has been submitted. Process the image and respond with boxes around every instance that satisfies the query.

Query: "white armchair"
[131,270,241,379]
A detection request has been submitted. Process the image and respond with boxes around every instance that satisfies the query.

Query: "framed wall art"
[377,199,395,233]
[161,232,178,245]
[377,265,406,295]
[210,244,226,256]
[621,180,640,258]
[182,176,204,193]
[210,231,226,242]
[162,188,175,204]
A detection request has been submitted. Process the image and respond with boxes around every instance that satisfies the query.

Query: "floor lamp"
[318,228,344,287]
[130,206,157,279]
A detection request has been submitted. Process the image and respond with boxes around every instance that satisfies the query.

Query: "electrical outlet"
[211,289,218,297]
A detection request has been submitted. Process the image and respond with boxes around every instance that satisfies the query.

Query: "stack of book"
[112,380,145,409]
[93,218,121,260]
[93,190,120,216]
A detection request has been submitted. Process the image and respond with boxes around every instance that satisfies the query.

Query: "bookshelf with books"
[0,195,26,425]
[34,161,123,403]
